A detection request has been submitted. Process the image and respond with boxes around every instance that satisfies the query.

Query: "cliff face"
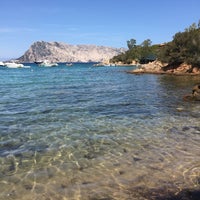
[18,41,126,63]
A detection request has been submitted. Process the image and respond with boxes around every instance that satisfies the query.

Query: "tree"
[127,39,136,50]
[111,38,158,64]
[139,39,154,63]
[158,20,200,67]
[141,39,152,47]
[185,23,197,32]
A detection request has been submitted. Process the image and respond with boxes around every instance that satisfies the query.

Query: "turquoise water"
[0,63,200,200]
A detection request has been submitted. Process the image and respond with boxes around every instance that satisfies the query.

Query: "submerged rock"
[183,84,200,101]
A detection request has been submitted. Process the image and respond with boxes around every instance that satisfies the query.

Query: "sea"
[0,63,200,200]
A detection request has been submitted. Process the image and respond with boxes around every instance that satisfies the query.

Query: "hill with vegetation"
[158,22,200,69]
[111,21,200,73]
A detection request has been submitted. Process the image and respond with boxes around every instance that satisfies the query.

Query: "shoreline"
[128,70,200,76]
[126,60,200,76]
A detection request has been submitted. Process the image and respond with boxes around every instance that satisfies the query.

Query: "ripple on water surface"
[0,64,200,199]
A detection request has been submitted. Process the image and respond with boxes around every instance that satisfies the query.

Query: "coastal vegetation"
[110,38,159,64]
[110,20,200,70]
[158,22,200,68]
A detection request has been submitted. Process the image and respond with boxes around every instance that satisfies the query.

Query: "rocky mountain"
[18,41,126,63]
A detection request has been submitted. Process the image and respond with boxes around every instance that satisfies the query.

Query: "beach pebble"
[176,107,184,112]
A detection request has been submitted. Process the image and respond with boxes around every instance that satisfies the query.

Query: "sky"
[0,0,200,60]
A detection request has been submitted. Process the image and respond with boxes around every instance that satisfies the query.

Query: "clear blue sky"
[0,0,200,60]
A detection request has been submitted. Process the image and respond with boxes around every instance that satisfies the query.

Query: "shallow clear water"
[0,63,200,200]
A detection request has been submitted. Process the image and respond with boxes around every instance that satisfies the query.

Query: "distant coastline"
[17,41,126,63]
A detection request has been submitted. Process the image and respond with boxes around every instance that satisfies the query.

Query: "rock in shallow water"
[183,84,200,101]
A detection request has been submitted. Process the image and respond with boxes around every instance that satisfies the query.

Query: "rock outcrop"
[132,60,165,74]
[18,41,126,63]
[130,60,200,75]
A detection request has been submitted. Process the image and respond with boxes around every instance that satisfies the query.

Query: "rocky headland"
[17,41,126,63]
[129,60,200,76]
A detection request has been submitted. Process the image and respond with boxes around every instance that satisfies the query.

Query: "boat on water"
[93,63,116,67]
[0,61,5,66]
[4,62,24,68]
[0,61,31,68]
[66,63,73,66]
[39,60,58,67]
[34,61,43,65]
